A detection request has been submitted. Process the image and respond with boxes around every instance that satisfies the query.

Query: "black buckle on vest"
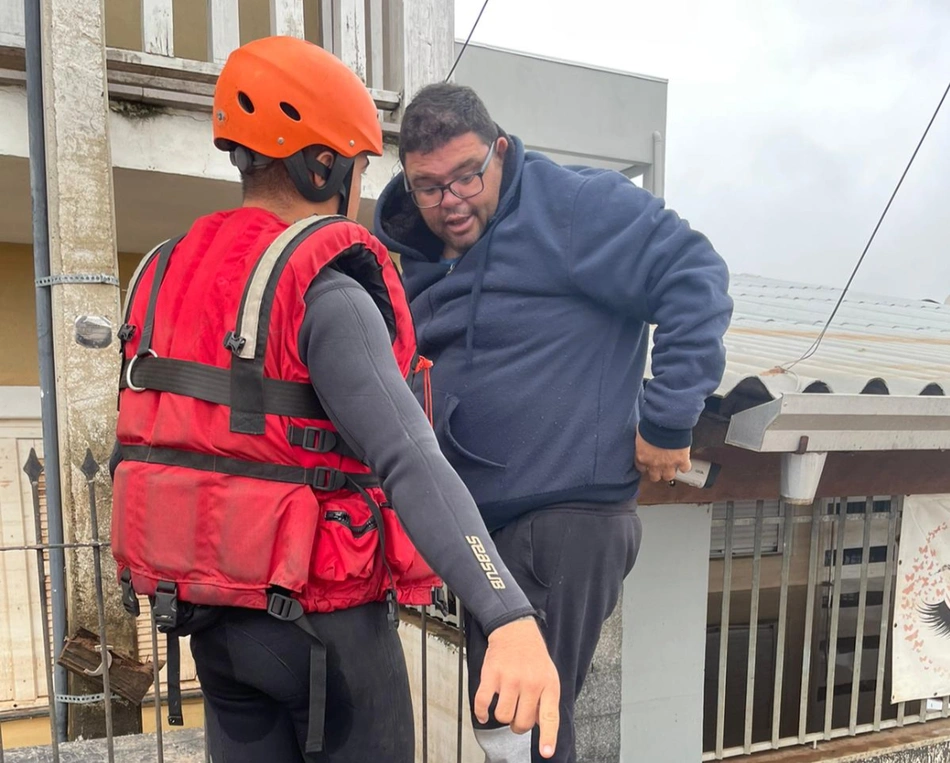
[267,591,305,622]
[431,587,449,618]
[386,589,399,630]
[120,569,140,617]
[153,581,178,629]
[311,467,346,492]
[223,331,246,354]
[289,426,338,454]
[117,323,136,342]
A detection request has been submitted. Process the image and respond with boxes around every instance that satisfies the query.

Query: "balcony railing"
[0,0,443,126]
[704,495,949,759]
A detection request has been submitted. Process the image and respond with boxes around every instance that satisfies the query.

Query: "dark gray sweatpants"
[465,500,642,763]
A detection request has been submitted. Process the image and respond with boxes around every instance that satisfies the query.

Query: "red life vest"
[111,208,440,621]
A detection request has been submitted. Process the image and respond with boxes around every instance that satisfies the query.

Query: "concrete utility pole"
[37,0,139,739]
[387,0,455,120]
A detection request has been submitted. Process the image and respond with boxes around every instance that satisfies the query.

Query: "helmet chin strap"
[283,149,355,215]
[335,162,356,216]
[229,145,273,174]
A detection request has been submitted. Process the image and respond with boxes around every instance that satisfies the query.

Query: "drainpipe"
[780,451,828,505]
[24,0,69,742]
[651,130,665,199]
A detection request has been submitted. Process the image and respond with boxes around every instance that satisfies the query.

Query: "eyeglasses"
[404,141,497,209]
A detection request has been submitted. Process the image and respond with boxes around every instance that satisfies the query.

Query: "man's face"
[403,132,508,256]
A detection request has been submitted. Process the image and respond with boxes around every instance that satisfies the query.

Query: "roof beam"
[725,393,950,453]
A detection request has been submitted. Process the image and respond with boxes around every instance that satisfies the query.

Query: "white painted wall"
[621,503,713,763]
[0,84,400,194]
[453,42,667,176]
[0,387,41,420]
[0,417,46,713]
[0,394,199,713]
[399,619,483,763]
[0,83,400,252]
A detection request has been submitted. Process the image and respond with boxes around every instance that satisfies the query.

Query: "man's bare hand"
[473,618,560,759]
[635,429,691,483]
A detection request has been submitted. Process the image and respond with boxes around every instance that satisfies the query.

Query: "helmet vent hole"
[280,102,301,121]
[237,91,255,114]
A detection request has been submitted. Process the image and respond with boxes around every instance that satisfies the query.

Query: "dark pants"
[190,601,413,763]
[465,502,641,763]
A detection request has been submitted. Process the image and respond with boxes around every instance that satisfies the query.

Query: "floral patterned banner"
[894,494,950,703]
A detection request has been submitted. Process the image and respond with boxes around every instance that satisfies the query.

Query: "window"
[710,499,783,558]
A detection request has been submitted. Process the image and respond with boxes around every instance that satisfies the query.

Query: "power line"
[783,77,950,371]
[446,0,490,82]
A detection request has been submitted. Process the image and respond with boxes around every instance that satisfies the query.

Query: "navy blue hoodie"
[374,135,732,531]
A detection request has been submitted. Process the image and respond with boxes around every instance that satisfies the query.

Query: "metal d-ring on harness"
[123,349,156,392]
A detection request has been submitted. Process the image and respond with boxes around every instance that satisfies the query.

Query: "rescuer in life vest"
[109,35,560,763]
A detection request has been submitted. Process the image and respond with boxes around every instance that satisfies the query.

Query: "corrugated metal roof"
[716,275,950,401]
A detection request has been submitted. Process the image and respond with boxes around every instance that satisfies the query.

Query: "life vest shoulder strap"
[118,236,180,346]
[223,215,347,434]
[228,214,346,361]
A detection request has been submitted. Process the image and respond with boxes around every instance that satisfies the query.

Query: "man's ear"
[309,149,336,189]
[496,136,509,159]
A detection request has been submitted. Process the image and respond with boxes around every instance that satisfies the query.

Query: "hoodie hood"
[374,132,525,265]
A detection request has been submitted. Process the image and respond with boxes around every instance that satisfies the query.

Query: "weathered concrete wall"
[0,86,402,200]
[621,503,713,762]
[398,614,483,763]
[753,722,950,762]
[857,745,950,763]
[39,0,136,738]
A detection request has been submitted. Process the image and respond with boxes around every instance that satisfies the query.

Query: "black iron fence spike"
[81,448,101,480]
[24,447,44,482]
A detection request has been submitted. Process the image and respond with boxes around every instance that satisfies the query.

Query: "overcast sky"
[453,0,950,302]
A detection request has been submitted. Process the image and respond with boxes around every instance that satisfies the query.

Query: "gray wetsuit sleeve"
[298,269,535,635]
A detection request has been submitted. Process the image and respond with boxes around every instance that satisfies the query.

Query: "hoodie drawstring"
[414,355,434,426]
[465,224,498,363]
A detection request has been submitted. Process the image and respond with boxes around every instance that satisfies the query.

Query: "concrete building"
[4,2,950,763]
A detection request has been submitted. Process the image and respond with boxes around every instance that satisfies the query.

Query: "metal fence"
[415,591,469,763]
[0,447,211,763]
[703,494,948,760]
[7,448,945,763]
[0,445,475,763]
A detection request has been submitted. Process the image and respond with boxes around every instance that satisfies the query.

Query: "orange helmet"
[213,36,383,160]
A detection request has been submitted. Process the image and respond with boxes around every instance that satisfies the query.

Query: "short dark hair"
[240,159,299,203]
[399,83,498,164]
